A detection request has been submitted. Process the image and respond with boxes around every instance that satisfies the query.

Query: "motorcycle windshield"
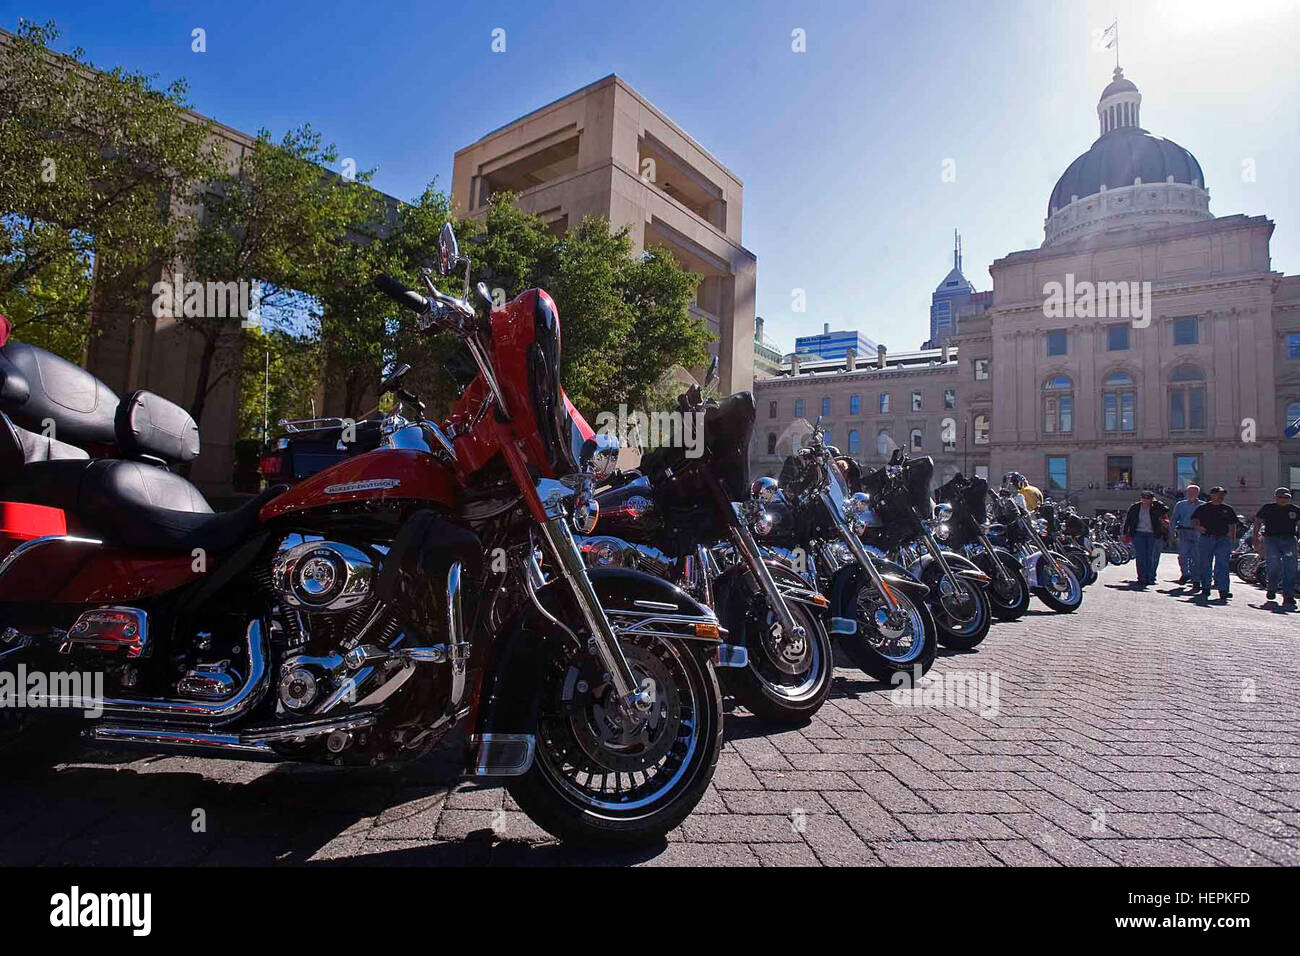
[905,456,935,518]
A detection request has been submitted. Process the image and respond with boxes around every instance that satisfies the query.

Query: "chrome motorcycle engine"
[270,538,376,612]
[263,535,404,722]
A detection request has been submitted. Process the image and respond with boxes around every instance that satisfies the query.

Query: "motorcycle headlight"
[752,511,776,536]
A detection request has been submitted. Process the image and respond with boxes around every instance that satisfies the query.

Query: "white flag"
[1102,21,1118,49]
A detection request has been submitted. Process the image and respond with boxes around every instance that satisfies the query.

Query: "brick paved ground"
[3,562,1298,866]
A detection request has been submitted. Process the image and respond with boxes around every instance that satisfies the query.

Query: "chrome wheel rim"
[856,586,926,664]
[535,636,702,815]
[752,608,824,702]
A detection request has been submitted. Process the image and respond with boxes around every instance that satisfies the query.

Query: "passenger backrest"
[0,341,119,447]
[115,390,201,463]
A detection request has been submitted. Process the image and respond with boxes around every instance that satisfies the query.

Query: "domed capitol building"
[752,63,1300,513]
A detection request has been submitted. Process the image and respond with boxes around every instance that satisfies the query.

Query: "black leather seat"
[0,372,285,552]
[78,461,283,551]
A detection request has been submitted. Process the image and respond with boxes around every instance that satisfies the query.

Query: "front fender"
[909,550,991,585]
[712,559,830,645]
[470,567,720,771]
[827,561,928,636]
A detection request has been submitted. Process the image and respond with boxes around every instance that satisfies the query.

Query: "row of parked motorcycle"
[0,221,1121,846]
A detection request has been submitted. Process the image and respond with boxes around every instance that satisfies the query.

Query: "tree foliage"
[0,19,221,357]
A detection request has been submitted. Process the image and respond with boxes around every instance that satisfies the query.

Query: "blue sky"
[6,0,1298,353]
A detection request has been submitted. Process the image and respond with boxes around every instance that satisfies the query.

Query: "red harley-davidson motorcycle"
[0,223,729,845]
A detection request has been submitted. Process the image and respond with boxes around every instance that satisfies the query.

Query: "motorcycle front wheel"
[928,573,992,651]
[1033,556,1083,612]
[841,579,937,682]
[507,633,722,846]
[723,595,833,725]
[976,552,1031,621]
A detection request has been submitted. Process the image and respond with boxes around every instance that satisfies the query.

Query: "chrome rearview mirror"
[438,222,459,277]
[750,476,780,504]
[581,433,621,480]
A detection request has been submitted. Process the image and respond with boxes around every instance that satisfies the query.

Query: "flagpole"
[1115,18,1120,70]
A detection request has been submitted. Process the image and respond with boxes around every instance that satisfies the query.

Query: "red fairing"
[260,448,460,522]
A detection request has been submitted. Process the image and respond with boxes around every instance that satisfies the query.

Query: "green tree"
[442,193,711,416]
[184,125,384,426]
[237,326,323,442]
[0,19,221,359]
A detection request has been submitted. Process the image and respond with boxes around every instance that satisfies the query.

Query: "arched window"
[794,398,804,419]
[1102,370,1136,433]
[909,427,923,452]
[1285,401,1300,438]
[767,433,777,455]
[1169,365,1206,433]
[1042,375,1074,434]
[847,429,861,454]
[973,414,989,444]
[876,429,893,457]
[821,396,831,417]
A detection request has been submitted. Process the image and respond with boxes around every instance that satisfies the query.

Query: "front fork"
[536,516,654,717]
[815,488,903,617]
[1022,518,1068,580]
[727,512,806,640]
[975,530,1015,588]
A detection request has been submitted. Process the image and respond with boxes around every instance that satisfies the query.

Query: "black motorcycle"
[1038,500,1096,587]
[935,473,1031,621]
[855,450,993,651]
[755,424,937,682]
[577,369,835,725]
[987,489,1083,612]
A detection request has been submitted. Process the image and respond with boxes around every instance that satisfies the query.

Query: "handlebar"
[374,274,430,314]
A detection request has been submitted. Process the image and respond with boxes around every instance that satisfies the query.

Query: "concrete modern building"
[451,75,757,397]
[754,62,1300,512]
[752,316,784,380]
[793,324,878,362]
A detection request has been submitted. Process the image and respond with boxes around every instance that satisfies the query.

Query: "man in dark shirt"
[1191,486,1238,601]
[1252,487,1300,607]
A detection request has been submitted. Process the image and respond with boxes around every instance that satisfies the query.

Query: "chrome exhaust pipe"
[87,711,377,754]
[29,618,270,727]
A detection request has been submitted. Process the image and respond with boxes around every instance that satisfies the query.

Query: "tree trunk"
[190,332,219,427]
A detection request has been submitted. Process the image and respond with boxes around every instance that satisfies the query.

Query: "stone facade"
[749,346,986,485]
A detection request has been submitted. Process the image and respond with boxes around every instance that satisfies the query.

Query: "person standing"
[1252,487,1300,608]
[1122,490,1169,586]
[1191,486,1238,601]
[1169,484,1202,585]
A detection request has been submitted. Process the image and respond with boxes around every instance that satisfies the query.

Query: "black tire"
[977,552,1031,621]
[838,578,937,682]
[1032,555,1083,612]
[926,569,992,651]
[722,596,833,725]
[506,635,722,846]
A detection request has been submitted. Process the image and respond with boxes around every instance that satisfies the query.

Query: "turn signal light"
[694,622,720,638]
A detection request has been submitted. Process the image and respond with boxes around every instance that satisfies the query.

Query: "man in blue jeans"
[1252,487,1300,608]
[1122,490,1169,586]
[1192,486,1238,601]
[1169,484,1202,586]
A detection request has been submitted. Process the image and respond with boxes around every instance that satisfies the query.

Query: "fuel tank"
[259,448,459,522]
[592,481,661,540]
